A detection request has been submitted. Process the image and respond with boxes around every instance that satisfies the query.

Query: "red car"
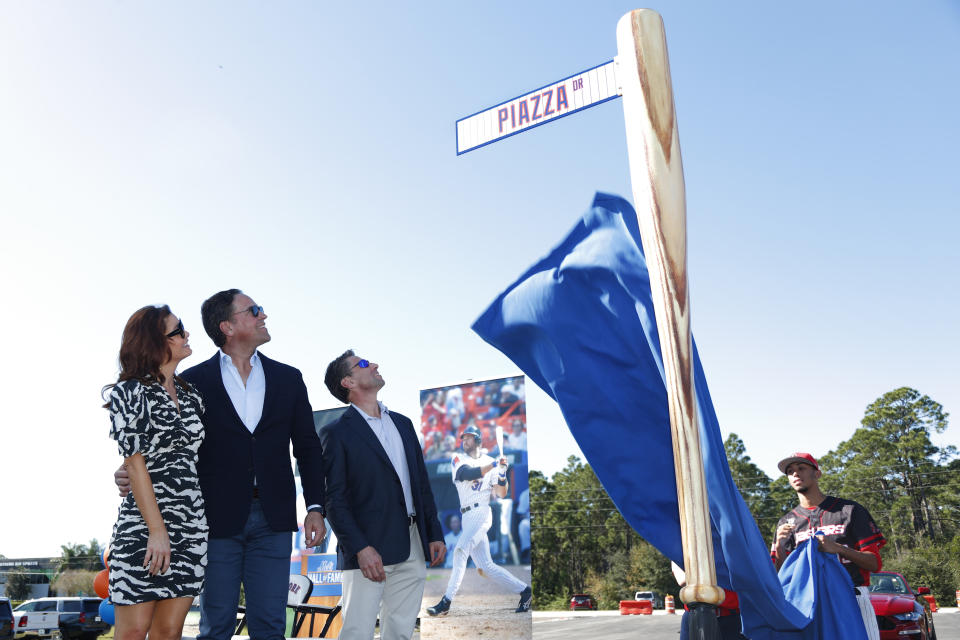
[869,571,937,640]
[569,594,597,610]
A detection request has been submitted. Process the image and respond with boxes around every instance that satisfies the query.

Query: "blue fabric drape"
[472,193,867,640]
[780,539,868,640]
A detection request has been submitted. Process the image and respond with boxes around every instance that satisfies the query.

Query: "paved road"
[532,609,960,640]
[533,611,680,640]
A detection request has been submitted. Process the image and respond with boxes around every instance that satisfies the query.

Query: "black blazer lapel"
[397,414,423,486]
[345,407,401,482]
[254,353,277,434]
[205,352,252,436]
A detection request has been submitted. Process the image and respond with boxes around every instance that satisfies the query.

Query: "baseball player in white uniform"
[425,425,532,616]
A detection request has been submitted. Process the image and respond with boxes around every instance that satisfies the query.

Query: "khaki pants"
[339,522,427,640]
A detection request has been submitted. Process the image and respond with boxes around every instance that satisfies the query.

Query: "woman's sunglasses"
[166,320,186,339]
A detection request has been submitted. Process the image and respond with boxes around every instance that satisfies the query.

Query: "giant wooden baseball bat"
[616,8,724,631]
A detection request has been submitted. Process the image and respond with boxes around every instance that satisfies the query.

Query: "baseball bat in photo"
[495,425,505,457]
[615,8,724,632]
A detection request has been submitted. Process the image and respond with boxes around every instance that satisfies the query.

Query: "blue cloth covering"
[472,193,868,640]
[780,539,868,640]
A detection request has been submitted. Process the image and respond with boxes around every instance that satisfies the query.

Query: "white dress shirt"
[218,350,322,513]
[219,349,265,432]
[352,401,415,516]
[220,349,265,486]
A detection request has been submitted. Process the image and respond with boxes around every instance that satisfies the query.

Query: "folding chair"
[287,574,342,638]
[235,575,341,638]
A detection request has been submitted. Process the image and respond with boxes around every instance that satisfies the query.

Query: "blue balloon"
[98,600,115,626]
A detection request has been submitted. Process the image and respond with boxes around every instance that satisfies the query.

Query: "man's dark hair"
[201,289,242,348]
[324,349,356,404]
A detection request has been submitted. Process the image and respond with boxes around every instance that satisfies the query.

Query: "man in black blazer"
[117,289,327,640]
[321,350,445,640]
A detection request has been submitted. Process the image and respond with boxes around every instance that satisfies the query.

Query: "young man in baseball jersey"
[772,452,885,640]
[425,425,532,616]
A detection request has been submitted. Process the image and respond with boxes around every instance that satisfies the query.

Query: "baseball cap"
[777,452,819,474]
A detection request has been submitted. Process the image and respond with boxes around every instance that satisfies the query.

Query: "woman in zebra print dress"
[104,305,208,640]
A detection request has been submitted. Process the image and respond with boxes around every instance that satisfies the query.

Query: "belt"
[461,503,480,514]
[252,487,260,499]
[408,514,417,526]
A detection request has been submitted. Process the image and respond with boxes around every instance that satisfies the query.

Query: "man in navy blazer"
[321,350,445,640]
[117,289,326,640]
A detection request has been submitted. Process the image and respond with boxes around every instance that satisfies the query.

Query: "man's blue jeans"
[198,499,291,640]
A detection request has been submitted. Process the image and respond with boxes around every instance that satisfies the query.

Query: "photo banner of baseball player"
[420,376,529,567]
[472,193,865,640]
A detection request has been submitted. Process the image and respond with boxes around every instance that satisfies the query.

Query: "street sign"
[455,60,619,155]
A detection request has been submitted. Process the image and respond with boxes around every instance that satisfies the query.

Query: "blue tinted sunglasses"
[233,305,264,318]
[351,359,370,370]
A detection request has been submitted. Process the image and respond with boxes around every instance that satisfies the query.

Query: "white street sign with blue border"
[456,60,619,155]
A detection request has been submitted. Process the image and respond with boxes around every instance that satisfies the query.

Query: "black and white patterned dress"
[107,378,208,604]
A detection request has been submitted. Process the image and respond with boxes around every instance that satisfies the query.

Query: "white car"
[13,599,108,640]
[634,591,664,608]
[11,599,59,640]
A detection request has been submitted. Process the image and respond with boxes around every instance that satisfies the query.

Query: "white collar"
[219,349,260,367]
[353,400,389,421]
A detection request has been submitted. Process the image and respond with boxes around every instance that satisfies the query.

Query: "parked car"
[12,599,59,640]
[569,594,597,610]
[635,590,664,608]
[869,571,937,640]
[13,599,109,640]
[0,598,14,640]
[55,599,109,640]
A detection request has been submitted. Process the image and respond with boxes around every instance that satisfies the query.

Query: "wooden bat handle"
[616,9,723,608]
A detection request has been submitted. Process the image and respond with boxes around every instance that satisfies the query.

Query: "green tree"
[585,549,631,609]
[627,538,678,601]
[59,539,104,573]
[5,567,32,600]
[724,433,780,532]
[582,538,680,610]
[531,457,647,609]
[820,388,952,553]
[766,475,799,537]
[531,457,682,609]
[530,458,610,599]
[882,545,958,607]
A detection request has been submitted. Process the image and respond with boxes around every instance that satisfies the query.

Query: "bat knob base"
[680,584,725,606]
[685,602,722,640]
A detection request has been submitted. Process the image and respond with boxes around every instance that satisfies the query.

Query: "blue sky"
[1,1,957,558]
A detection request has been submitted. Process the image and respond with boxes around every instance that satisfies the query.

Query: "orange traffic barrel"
[665,595,675,614]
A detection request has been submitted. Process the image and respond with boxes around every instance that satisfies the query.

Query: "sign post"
[615,9,724,635]
[458,9,722,638]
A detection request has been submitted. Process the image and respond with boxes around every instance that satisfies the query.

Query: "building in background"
[0,558,57,598]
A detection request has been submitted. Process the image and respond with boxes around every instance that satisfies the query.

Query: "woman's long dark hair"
[102,304,187,406]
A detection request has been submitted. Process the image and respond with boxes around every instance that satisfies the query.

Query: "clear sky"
[1,1,958,559]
